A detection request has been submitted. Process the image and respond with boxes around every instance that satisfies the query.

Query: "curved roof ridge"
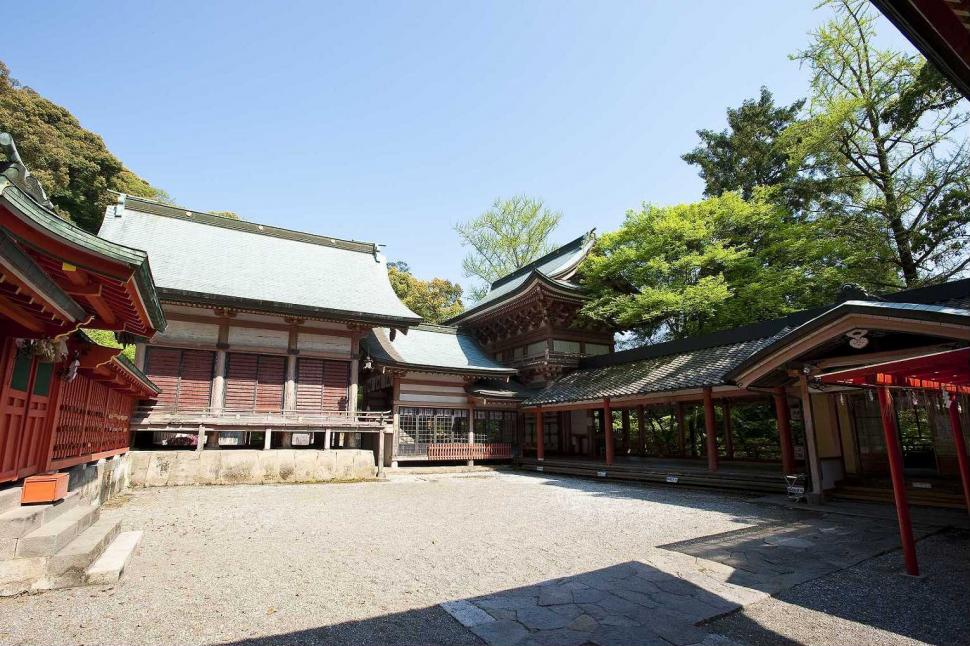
[489,229,595,290]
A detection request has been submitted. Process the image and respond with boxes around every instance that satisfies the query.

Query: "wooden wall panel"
[144,347,214,410]
[177,350,215,410]
[296,358,349,412]
[225,353,258,411]
[256,355,285,412]
[296,358,323,412]
[144,348,180,408]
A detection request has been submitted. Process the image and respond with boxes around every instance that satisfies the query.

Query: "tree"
[387,262,464,323]
[455,195,562,301]
[579,192,890,341]
[0,60,167,233]
[682,87,845,214]
[682,88,805,201]
[785,0,970,287]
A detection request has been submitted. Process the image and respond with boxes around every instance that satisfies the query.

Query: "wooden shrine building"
[0,133,164,485]
[97,193,421,461]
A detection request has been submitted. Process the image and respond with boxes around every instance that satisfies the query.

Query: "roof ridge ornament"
[0,132,54,209]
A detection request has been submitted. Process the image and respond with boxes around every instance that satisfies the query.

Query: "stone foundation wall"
[65,453,131,505]
[128,449,377,487]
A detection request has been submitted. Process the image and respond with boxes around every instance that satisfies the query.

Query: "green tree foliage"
[580,192,887,341]
[682,87,844,213]
[387,261,464,323]
[682,88,805,201]
[82,329,135,361]
[785,0,970,287]
[455,195,562,301]
[0,61,167,233]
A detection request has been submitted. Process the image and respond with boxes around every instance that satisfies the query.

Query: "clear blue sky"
[7,1,913,296]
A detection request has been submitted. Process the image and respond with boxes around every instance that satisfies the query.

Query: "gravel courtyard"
[0,470,966,646]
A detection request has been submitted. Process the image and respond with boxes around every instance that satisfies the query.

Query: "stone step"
[0,487,23,515]
[0,490,82,540]
[16,504,99,558]
[0,505,52,540]
[38,517,121,590]
[85,531,142,585]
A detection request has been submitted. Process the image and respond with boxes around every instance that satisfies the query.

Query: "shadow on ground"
[217,561,796,646]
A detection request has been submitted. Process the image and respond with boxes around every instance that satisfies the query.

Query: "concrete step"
[0,490,82,540]
[0,505,52,540]
[16,504,99,558]
[85,531,142,585]
[0,487,23,514]
[37,517,121,590]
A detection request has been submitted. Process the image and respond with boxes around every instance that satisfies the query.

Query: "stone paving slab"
[441,560,756,646]
[659,513,939,594]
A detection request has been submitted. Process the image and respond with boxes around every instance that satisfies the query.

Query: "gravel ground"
[708,528,970,646]
[0,472,764,646]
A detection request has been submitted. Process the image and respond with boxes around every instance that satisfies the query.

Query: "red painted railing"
[50,373,134,470]
[427,443,512,460]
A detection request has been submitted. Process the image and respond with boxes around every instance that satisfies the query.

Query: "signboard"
[596,471,607,478]
[292,433,311,446]
[666,475,679,484]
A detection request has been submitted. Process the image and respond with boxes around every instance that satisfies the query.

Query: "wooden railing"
[427,443,513,460]
[131,405,391,429]
[50,373,135,469]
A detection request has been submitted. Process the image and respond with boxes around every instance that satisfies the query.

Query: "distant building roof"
[447,231,595,324]
[524,279,970,407]
[364,324,517,376]
[98,194,421,328]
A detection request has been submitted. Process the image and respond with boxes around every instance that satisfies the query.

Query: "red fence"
[427,443,512,460]
[50,373,135,470]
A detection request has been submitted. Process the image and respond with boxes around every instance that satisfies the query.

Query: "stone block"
[197,451,223,485]
[167,452,201,486]
[258,451,281,483]
[275,450,297,482]
[316,449,338,481]
[218,452,263,485]
[144,453,175,487]
[292,450,319,482]
[128,452,152,486]
[0,556,45,596]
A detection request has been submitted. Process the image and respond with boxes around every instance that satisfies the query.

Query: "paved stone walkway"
[660,513,939,593]
[442,560,753,646]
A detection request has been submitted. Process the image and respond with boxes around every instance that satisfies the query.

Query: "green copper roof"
[364,324,517,376]
[99,195,421,327]
[447,231,594,324]
[0,229,87,323]
[0,178,166,334]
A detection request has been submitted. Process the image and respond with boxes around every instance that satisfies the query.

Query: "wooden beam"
[704,387,717,472]
[0,293,43,332]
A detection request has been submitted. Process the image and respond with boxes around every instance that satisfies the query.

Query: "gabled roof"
[0,171,166,337]
[364,323,517,376]
[98,194,421,328]
[0,229,87,327]
[446,231,595,324]
[524,279,970,407]
[725,300,970,386]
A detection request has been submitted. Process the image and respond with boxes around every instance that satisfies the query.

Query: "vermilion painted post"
[604,399,615,466]
[773,387,796,475]
[535,409,545,462]
[723,400,734,460]
[637,405,646,456]
[704,387,718,472]
[877,386,919,576]
[676,402,686,457]
[947,394,970,516]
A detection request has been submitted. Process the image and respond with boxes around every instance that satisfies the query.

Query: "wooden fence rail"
[427,443,512,460]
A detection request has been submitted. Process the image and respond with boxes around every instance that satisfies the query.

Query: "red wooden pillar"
[723,400,733,460]
[637,405,646,456]
[603,399,615,466]
[535,408,545,461]
[676,402,686,457]
[621,410,631,455]
[947,394,970,516]
[773,387,796,475]
[877,386,919,576]
[703,387,718,472]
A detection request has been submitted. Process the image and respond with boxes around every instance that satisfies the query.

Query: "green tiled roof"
[447,231,594,324]
[98,195,421,327]
[0,229,86,323]
[364,324,517,376]
[0,178,166,334]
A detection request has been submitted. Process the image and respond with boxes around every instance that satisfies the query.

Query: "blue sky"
[7,1,913,296]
